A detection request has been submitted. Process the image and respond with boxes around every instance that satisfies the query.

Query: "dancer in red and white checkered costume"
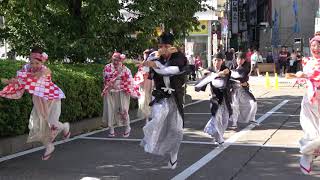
[0,47,70,160]
[133,49,157,124]
[102,52,140,138]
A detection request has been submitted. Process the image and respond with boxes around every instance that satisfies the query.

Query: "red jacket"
[195,58,202,69]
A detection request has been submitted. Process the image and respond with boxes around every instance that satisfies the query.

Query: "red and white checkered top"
[102,63,140,98]
[0,64,65,100]
[302,57,320,103]
[133,65,149,85]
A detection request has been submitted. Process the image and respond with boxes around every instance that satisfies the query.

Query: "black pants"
[279,60,289,74]
[189,65,196,80]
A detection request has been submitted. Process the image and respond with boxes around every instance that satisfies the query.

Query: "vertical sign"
[239,0,247,31]
[212,34,218,56]
[316,17,320,33]
[316,0,320,33]
[232,0,239,34]
[185,42,194,57]
[221,18,228,35]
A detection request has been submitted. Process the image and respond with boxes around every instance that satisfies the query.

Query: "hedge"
[0,60,138,137]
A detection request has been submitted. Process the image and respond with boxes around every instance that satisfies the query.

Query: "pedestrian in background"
[195,55,203,79]
[250,49,263,76]
[266,50,274,63]
[288,50,298,73]
[225,48,235,68]
[278,46,290,76]
[246,47,253,63]
[187,54,196,81]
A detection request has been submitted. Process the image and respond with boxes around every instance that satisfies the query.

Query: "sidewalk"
[249,75,304,88]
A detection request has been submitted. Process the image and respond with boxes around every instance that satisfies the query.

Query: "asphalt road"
[0,84,319,180]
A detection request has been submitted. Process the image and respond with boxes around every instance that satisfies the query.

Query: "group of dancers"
[1,32,320,175]
[195,51,258,145]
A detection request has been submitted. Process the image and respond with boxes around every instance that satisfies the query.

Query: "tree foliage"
[0,0,207,62]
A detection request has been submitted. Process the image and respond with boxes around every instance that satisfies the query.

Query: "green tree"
[0,0,208,62]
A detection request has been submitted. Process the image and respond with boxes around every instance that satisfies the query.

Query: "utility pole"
[0,16,7,59]
[224,1,229,51]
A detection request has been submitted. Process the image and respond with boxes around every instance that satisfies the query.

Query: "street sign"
[294,38,302,44]
[231,0,239,34]
[190,20,208,35]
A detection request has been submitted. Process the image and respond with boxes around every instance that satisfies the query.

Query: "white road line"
[256,98,299,101]
[79,137,215,145]
[79,137,299,149]
[185,112,299,117]
[0,100,205,163]
[80,137,141,142]
[256,113,299,117]
[171,100,289,180]
[184,100,206,108]
[232,143,299,149]
[185,113,211,115]
[0,128,108,163]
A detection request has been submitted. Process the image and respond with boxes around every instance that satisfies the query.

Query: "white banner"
[231,0,238,34]
[185,42,194,57]
[315,17,320,33]
[212,34,218,56]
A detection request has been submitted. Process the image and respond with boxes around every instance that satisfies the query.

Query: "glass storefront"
[186,35,209,67]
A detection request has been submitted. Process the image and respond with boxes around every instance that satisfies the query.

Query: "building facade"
[185,0,218,67]
[228,0,318,56]
[265,0,317,56]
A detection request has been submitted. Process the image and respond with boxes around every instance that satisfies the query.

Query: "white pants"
[102,91,130,128]
[300,94,320,154]
[138,79,152,118]
[27,96,63,145]
[230,86,257,125]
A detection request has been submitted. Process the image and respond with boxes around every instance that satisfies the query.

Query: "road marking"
[80,137,141,142]
[232,143,299,149]
[171,100,289,180]
[0,128,108,163]
[184,100,206,108]
[79,137,217,145]
[185,113,211,115]
[0,100,205,163]
[79,137,299,149]
[185,112,299,117]
[256,113,299,117]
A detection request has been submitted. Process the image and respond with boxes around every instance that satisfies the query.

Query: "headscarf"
[112,52,126,67]
[30,52,48,62]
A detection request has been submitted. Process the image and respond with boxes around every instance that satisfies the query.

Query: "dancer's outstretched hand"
[295,71,305,78]
[1,78,9,84]
[285,73,297,79]
[1,78,17,84]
